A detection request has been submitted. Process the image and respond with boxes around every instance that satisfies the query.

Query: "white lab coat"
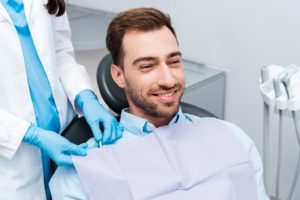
[0,0,93,199]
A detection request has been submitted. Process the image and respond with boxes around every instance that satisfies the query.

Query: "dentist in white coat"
[0,0,122,199]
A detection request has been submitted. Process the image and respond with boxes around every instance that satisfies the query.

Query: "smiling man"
[113,27,185,128]
[49,8,268,200]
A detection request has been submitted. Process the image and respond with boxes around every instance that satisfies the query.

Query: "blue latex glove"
[75,90,123,145]
[23,124,88,166]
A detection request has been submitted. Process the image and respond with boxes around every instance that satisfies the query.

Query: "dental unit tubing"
[280,73,300,200]
[260,64,300,200]
[273,78,283,200]
[260,64,300,111]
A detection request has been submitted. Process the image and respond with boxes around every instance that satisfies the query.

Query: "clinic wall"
[74,0,300,198]
[74,49,109,106]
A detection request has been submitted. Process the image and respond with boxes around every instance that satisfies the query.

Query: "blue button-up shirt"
[50,109,268,200]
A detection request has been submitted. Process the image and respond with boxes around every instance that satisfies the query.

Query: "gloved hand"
[75,90,123,145]
[23,124,88,166]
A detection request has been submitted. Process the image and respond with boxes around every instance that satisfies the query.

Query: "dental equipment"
[273,78,283,200]
[260,65,285,193]
[281,74,300,200]
[261,66,271,187]
[260,64,300,200]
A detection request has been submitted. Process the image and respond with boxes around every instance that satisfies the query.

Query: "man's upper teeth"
[160,92,172,97]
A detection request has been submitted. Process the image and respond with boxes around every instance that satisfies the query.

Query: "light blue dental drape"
[0,0,60,199]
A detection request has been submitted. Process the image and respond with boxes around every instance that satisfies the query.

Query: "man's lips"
[151,89,178,102]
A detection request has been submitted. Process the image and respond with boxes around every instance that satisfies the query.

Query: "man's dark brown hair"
[106,7,177,67]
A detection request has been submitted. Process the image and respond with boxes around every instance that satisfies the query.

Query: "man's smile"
[151,89,180,103]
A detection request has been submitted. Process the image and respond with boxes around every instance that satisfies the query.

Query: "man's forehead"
[122,27,179,61]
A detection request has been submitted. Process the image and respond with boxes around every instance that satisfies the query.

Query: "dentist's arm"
[53,14,122,145]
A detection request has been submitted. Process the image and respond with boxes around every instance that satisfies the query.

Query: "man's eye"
[169,60,181,66]
[140,64,153,69]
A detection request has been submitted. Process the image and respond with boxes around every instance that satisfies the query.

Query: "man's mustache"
[148,83,184,94]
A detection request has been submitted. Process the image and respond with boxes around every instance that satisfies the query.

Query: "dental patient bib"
[73,118,256,200]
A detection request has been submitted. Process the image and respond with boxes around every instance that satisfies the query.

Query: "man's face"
[111,26,185,124]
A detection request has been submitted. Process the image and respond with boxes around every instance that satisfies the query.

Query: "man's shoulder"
[183,113,245,133]
[183,113,254,150]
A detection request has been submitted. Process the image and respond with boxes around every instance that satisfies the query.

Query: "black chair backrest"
[180,101,217,118]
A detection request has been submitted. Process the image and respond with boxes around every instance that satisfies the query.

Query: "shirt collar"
[119,107,187,136]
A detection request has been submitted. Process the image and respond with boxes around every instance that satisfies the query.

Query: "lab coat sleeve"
[53,13,94,113]
[221,121,269,200]
[0,109,30,159]
[49,166,89,200]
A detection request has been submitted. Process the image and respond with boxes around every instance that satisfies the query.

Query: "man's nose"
[157,64,176,88]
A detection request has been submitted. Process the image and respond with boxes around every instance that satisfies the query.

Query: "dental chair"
[62,54,216,145]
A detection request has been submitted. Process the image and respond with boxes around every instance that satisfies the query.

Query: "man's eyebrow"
[167,51,182,58]
[132,51,182,65]
[132,57,157,66]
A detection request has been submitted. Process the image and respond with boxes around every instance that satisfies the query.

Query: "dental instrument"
[98,141,103,152]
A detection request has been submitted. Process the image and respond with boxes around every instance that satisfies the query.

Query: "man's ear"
[111,64,126,88]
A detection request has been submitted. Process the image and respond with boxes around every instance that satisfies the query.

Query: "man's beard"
[125,81,184,119]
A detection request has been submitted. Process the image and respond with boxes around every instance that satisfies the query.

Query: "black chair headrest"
[96,54,128,114]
